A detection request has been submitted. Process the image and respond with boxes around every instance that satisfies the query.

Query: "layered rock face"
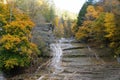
[32,23,54,56]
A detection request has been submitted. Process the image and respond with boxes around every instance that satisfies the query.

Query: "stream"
[37,38,120,80]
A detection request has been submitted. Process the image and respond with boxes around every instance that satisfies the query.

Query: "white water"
[37,38,120,80]
[38,42,63,80]
[37,38,73,80]
[50,38,73,74]
[50,43,63,74]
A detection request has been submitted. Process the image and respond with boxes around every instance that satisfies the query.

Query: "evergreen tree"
[77,2,88,27]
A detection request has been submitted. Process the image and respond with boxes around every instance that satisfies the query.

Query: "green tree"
[77,2,88,29]
[92,13,106,44]
[76,0,95,32]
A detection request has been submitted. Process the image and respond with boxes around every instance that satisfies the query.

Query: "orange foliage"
[4,20,34,36]
[104,13,116,39]
[0,3,39,70]
[0,34,21,50]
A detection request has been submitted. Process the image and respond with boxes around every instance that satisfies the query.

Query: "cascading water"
[50,42,63,74]
[37,38,120,80]
[50,38,73,75]
[38,39,65,80]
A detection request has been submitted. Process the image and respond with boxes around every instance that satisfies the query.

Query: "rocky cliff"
[32,23,54,56]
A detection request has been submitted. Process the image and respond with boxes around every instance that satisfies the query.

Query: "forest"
[0,0,120,79]
[0,0,75,76]
[74,0,120,57]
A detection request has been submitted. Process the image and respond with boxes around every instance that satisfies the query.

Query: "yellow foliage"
[87,5,96,12]
[0,3,9,14]
[96,6,104,13]
[104,13,116,39]
[0,34,21,50]
[86,5,98,19]
[53,16,59,27]
[0,2,39,71]
[5,58,18,69]
[104,13,115,23]
[75,26,89,40]
[109,42,118,48]
[20,46,33,55]
[4,20,34,36]
[0,14,7,26]
[75,31,88,40]
[86,5,104,19]
[83,21,93,27]
[37,0,43,5]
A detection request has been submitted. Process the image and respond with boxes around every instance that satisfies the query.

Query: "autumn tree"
[104,13,116,40]
[75,5,98,41]
[104,12,120,55]
[100,0,120,56]
[0,3,39,71]
[75,0,120,57]
[92,13,106,43]
[76,0,95,32]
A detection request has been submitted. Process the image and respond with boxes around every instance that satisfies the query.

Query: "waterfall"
[50,38,73,74]
[50,42,63,74]
[38,42,63,80]
[37,38,73,80]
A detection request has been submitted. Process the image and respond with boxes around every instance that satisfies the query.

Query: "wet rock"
[34,38,120,80]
